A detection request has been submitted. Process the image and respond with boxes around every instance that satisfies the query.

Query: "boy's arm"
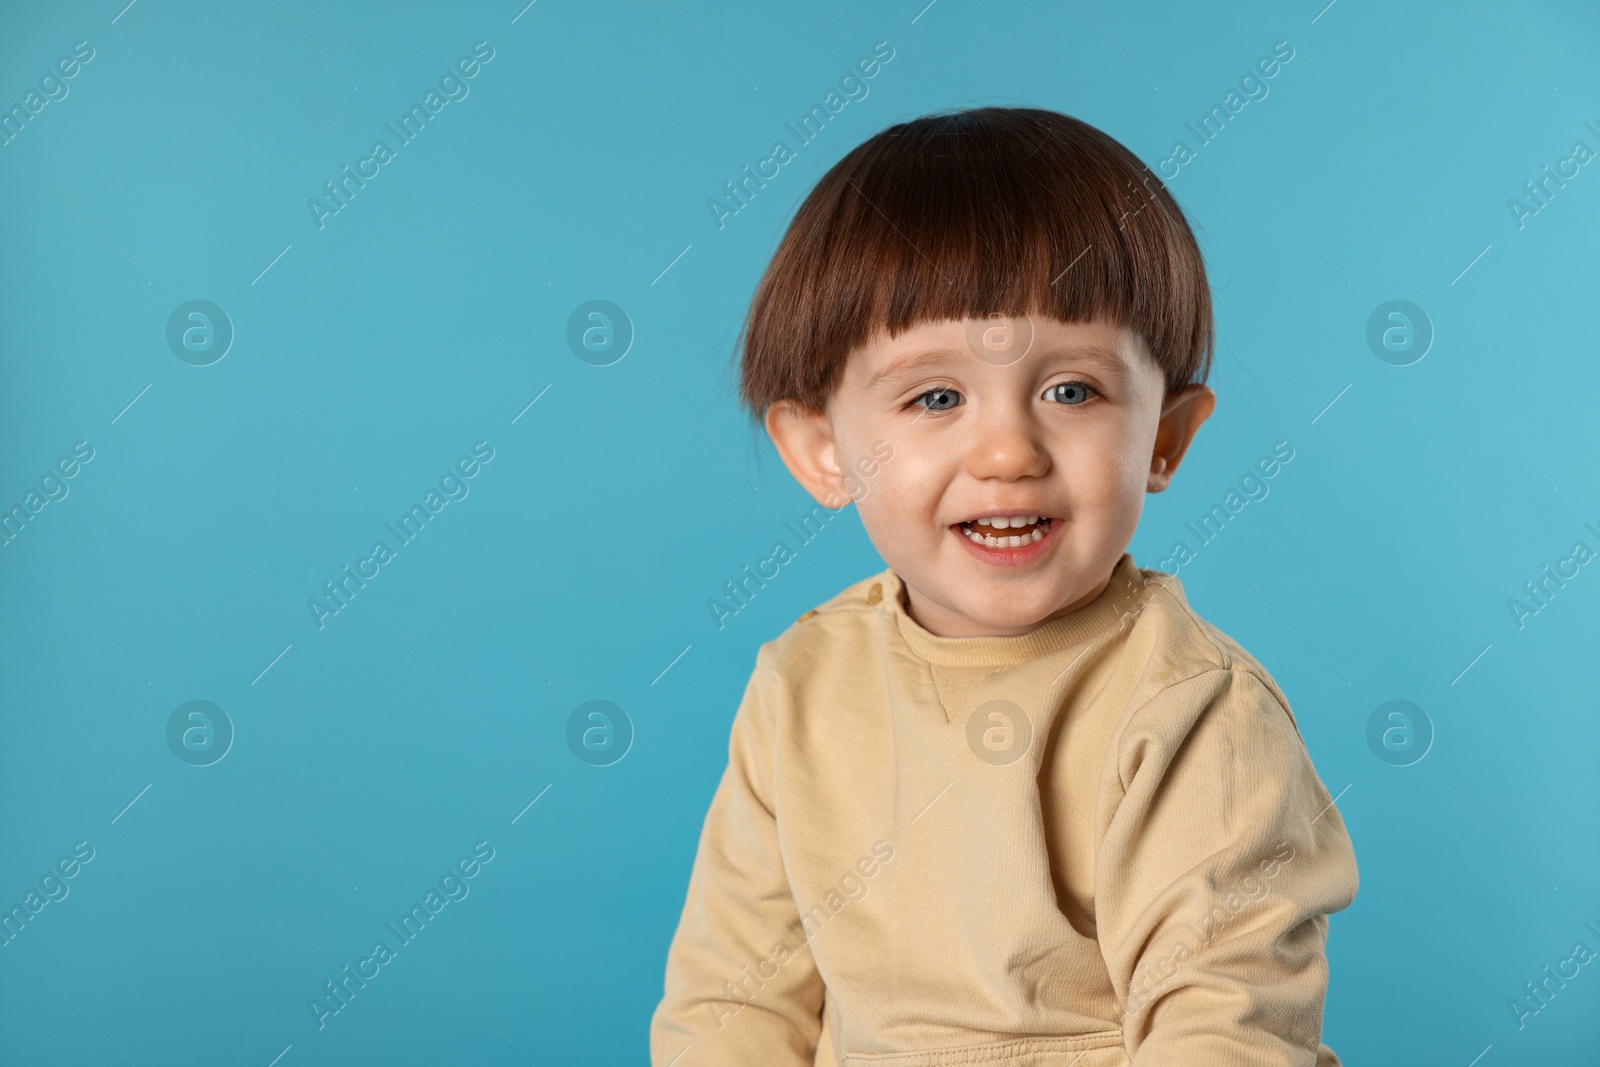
[1094,667,1359,1066]
[650,648,826,1067]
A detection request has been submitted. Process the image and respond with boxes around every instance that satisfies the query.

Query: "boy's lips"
[950,514,1061,568]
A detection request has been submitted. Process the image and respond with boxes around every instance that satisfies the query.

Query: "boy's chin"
[949,564,1122,631]
[930,585,1070,635]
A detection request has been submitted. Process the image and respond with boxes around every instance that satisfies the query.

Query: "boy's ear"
[1147,384,1216,493]
[765,400,849,508]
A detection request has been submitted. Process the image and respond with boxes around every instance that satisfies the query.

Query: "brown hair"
[733,106,1213,420]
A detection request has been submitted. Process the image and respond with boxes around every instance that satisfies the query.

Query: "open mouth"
[956,515,1053,549]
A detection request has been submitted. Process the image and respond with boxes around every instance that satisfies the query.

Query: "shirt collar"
[879,553,1158,667]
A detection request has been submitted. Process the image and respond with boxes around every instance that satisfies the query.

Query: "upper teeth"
[969,515,1040,528]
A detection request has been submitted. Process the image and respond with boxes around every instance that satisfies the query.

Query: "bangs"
[736,107,1213,417]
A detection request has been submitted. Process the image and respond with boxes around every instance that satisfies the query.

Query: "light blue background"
[2,1,1597,1064]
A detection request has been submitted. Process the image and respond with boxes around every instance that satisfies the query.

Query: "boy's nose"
[964,422,1050,480]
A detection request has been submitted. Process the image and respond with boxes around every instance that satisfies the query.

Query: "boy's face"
[765,315,1215,638]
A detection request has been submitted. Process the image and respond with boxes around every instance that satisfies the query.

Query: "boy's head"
[738,107,1217,638]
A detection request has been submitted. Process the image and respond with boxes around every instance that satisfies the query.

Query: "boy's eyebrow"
[866,348,962,390]
[866,343,1128,390]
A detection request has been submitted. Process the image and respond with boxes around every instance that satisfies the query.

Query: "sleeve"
[650,648,826,1067]
[1094,668,1359,1067]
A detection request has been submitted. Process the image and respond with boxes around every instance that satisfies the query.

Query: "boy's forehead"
[852,316,1144,386]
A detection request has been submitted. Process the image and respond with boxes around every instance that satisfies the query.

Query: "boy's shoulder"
[792,567,894,623]
[760,567,895,667]
[739,568,907,701]
[1123,564,1301,732]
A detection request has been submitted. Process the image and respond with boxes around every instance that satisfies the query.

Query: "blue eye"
[1046,380,1097,405]
[910,387,961,412]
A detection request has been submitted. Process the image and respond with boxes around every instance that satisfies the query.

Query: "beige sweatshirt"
[651,552,1358,1067]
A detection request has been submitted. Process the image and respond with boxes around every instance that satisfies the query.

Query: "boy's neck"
[899,562,1120,639]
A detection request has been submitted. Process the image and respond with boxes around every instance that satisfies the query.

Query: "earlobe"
[1145,457,1168,493]
[765,400,848,507]
[1146,384,1215,493]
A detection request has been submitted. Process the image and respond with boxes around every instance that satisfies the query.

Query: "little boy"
[651,106,1358,1067]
